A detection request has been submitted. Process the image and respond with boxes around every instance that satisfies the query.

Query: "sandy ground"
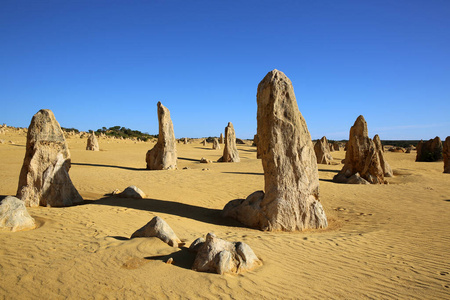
[0,130,449,299]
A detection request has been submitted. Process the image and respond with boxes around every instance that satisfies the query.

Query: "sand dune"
[1,131,449,299]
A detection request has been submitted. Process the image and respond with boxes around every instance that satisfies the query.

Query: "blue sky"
[1,0,449,140]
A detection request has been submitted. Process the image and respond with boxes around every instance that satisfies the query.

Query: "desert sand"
[1,129,449,299]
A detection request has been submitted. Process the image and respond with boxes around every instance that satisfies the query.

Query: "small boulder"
[191,233,261,275]
[86,132,99,151]
[200,157,212,164]
[131,216,182,247]
[0,196,36,232]
[116,186,146,199]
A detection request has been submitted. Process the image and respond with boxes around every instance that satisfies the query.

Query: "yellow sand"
[0,130,449,299]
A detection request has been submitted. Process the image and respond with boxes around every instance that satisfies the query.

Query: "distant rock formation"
[373,134,393,177]
[332,142,341,151]
[219,133,224,144]
[333,115,385,184]
[131,216,182,247]
[235,138,245,144]
[223,69,327,231]
[86,131,99,151]
[212,138,220,150]
[16,109,83,207]
[201,140,207,146]
[444,136,450,173]
[146,102,177,170]
[191,233,261,275]
[183,138,188,144]
[218,122,240,162]
[0,196,36,232]
[314,136,333,164]
[416,137,443,162]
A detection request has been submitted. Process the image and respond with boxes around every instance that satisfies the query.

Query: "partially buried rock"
[223,70,327,231]
[116,186,146,199]
[146,102,177,170]
[16,109,83,207]
[416,137,443,162]
[373,134,393,177]
[217,122,240,162]
[131,216,182,247]
[0,196,36,232]
[314,136,333,165]
[200,157,212,163]
[191,233,261,275]
[443,136,450,173]
[212,138,220,150]
[333,115,385,184]
[86,131,99,151]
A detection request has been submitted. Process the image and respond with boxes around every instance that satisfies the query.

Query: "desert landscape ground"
[1,129,449,299]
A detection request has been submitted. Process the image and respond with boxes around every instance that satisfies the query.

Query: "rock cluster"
[223,70,327,231]
[218,122,240,162]
[444,136,450,173]
[0,196,36,232]
[416,137,443,162]
[191,233,261,275]
[314,136,333,164]
[146,102,177,170]
[16,109,83,207]
[86,131,99,151]
[333,115,386,184]
[131,216,182,247]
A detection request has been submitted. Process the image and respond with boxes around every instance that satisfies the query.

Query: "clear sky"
[1,0,449,140]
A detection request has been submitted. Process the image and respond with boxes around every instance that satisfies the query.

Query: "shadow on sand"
[72,162,146,171]
[84,196,245,228]
[318,169,340,173]
[222,171,263,176]
[177,157,200,162]
[144,247,196,270]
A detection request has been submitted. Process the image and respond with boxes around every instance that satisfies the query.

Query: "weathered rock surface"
[86,132,99,151]
[131,216,181,247]
[116,186,146,199]
[333,142,341,151]
[219,133,224,144]
[416,137,443,162]
[222,70,327,231]
[253,134,261,159]
[200,157,212,163]
[218,122,240,162]
[314,136,333,164]
[443,136,450,173]
[236,138,245,144]
[0,196,36,232]
[373,134,393,177]
[333,115,385,184]
[16,109,83,207]
[146,102,177,170]
[191,233,261,275]
[212,138,220,150]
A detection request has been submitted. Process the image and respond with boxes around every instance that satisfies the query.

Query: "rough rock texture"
[212,138,220,150]
[444,136,450,173]
[16,109,83,207]
[333,142,340,151]
[222,70,327,231]
[86,132,99,151]
[117,186,146,199]
[146,102,177,170]
[131,216,181,247]
[0,196,36,232]
[200,157,212,163]
[254,134,261,159]
[333,115,385,184]
[218,122,240,162]
[373,134,393,177]
[191,233,261,275]
[416,137,443,162]
[219,133,224,144]
[314,136,333,165]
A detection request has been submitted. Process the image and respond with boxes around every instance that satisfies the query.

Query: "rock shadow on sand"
[144,247,196,270]
[72,162,146,171]
[85,196,245,228]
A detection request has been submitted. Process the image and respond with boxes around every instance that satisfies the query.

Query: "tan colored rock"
[373,134,393,177]
[212,138,220,150]
[201,140,207,146]
[146,102,177,170]
[218,122,240,162]
[116,186,146,199]
[223,70,327,231]
[333,115,385,184]
[183,138,188,144]
[254,134,261,159]
[131,216,181,247]
[332,142,341,151]
[416,137,443,162]
[86,132,99,151]
[16,109,83,207]
[0,196,36,232]
[236,138,245,144]
[219,133,224,144]
[314,136,333,165]
[191,233,261,275]
[443,136,450,173]
[200,157,212,163]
